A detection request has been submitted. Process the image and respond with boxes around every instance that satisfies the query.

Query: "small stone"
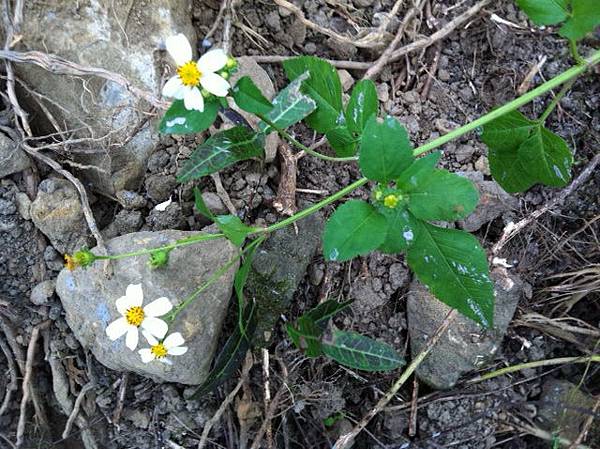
[113,210,144,235]
[388,263,409,290]
[438,69,451,81]
[146,202,186,231]
[402,90,420,104]
[0,133,30,177]
[309,263,325,286]
[125,409,151,429]
[116,190,147,210]
[147,150,170,173]
[55,229,239,384]
[408,268,523,389]
[289,18,307,47]
[30,280,56,305]
[353,0,375,6]
[475,155,491,176]
[338,69,354,92]
[304,42,317,54]
[455,145,476,163]
[15,192,32,220]
[145,174,177,203]
[376,83,390,103]
[265,10,281,32]
[326,37,357,60]
[278,5,293,16]
[200,192,227,215]
[31,178,89,253]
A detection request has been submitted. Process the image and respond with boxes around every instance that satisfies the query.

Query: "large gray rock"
[408,268,523,389]
[246,213,324,343]
[56,230,238,384]
[31,178,89,253]
[0,133,30,177]
[15,1,194,194]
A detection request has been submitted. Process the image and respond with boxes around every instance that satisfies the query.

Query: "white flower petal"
[125,284,144,307]
[200,72,230,97]
[197,49,227,73]
[163,332,185,349]
[115,295,133,315]
[166,33,192,66]
[159,358,173,365]
[154,197,172,212]
[106,317,129,340]
[162,76,185,99]
[183,87,204,111]
[141,317,168,339]
[142,330,159,346]
[139,349,155,363]
[144,297,173,317]
[168,346,188,356]
[125,327,139,350]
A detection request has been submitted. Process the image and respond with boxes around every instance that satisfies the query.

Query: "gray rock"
[116,190,147,210]
[15,192,32,220]
[354,0,375,7]
[246,213,324,344]
[146,202,186,230]
[201,191,227,215]
[537,379,594,440]
[408,268,523,389]
[457,173,518,232]
[475,155,491,176]
[0,133,30,177]
[289,18,307,47]
[103,209,144,238]
[15,1,195,194]
[455,144,476,163]
[326,37,357,60]
[338,69,354,92]
[30,279,56,305]
[31,178,89,253]
[55,230,238,384]
[145,174,177,203]
[228,57,279,162]
[265,10,281,32]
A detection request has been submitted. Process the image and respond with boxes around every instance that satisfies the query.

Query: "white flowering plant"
[66,2,600,392]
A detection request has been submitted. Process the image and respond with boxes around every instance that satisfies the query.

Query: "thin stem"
[569,39,585,66]
[538,78,576,122]
[259,114,358,162]
[413,49,600,156]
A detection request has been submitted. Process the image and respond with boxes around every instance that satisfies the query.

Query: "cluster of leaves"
[286,300,405,371]
[516,0,600,41]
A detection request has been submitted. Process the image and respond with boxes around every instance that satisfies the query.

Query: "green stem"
[569,39,586,66]
[538,78,576,122]
[260,114,358,162]
[413,49,600,156]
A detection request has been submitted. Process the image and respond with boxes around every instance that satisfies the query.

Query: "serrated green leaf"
[559,0,600,41]
[286,316,323,357]
[159,99,220,134]
[378,207,420,254]
[283,56,343,133]
[322,329,405,371]
[359,116,414,183]
[193,187,215,221]
[346,79,378,134]
[396,152,442,188]
[178,127,264,181]
[326,126,358,157]
[214,215,255,247]
[232,76,273,115]
[323,200,388,262]
[406,221,494,327]
[192,299,257,398]
[306,299,354,329]
[258,73,317,133]
[516,0,569,25]
[518,126,573,187]
[403,169,479,221]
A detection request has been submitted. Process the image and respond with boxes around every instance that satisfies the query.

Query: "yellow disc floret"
[384,194,399,208]
[177,61,201,87]
[151,343,168,359]
[125,306,145,327]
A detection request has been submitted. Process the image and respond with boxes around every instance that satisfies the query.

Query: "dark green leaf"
[306,299,354,328]
[322,329,405,371]
[559,0,600,41]
[159,99,219,134]
[214,215,255,247]
[518,125,573,188]
[323,200,388,262]
[232,76,273,115]
[326,126,358,157]
[258,73,316,133]
[178,126,264,181]
[516,0,569,25]
[193,187,215,221]
[359,116,414,183]
[406,221,494,327]
[192,299,257,397]
[346,79,378,134]
[378,207,420,254]
[396,152,442,188]
[404,170,479,221]
[234,237,265,304]
[286,316,323,357]
[283,56,343,133]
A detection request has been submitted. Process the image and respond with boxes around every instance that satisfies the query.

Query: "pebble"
[30,279,56,305]
[338,69,354,92]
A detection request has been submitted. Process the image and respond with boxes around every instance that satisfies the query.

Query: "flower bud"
[65,249,97,270]
[149,249,170,269]
[219,70,230,80]
[383,194,399,209]
[225,56,237,69]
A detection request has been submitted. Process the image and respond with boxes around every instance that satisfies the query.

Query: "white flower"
[139,331,188,365]
[162,33,230,112]
[105,284,173,350]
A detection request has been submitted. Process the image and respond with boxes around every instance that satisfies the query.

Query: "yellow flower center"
[125,306,145,327]
[384,194,399,208]
[177,61,201,87]
[151,343,168,359]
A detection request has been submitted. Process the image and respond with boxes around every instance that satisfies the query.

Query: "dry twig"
[62,382,96,439]
[273,143,301,216]
[0,333,18,416]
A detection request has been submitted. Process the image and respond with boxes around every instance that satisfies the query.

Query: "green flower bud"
[225,56,237,69]
[65,249,97,270]
[148,249,170,269]
[219,70,230,80]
